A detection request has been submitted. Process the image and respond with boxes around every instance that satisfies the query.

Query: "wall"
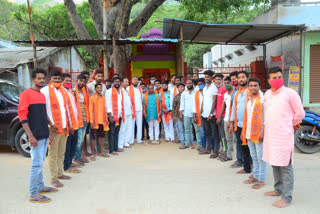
[203,52,212,68]
[302,31,320,109]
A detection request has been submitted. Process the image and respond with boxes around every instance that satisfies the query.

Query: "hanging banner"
[288,66,300,92]
[270,54,284,70]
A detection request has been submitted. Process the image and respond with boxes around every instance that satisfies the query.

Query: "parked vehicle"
[294,111,320,154]
[0,79,30,157]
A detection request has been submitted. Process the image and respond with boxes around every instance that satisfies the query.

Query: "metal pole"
[263,44,267,89]
[70,46,72,73]
[103,0,110,79]
[299,30,303,96]
[179,25,184,79]
[27,0,37,68]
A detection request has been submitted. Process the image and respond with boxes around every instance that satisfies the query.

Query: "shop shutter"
[310,45,320,103]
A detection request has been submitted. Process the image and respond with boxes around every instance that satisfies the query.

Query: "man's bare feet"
[243,177,259,184]
[252,181,266,189]
[272,200,291,208]
[236,169,250,174]
[264,191,281,196]
[51,180,64,188]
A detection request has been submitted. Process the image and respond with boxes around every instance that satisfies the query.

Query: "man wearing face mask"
[263,67,304,208]
[149,75,157,86]
[154,79,163,94]
[128,76,143,145]
[87,69,106,96]
[105,77,124,155]
[230,71,252,175]
[41,70,78,188]
[62,73,80,174]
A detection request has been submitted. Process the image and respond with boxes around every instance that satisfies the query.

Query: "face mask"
[215,82,223,88]
[63,83,72,89]
[151,80,155,85]
[231,80,238,87]
[225,85,232,90]
[270,78,284,90]
[51,82,62,88]
[198,84,205,90]
[155,85,160,89]
[106,85,111,89]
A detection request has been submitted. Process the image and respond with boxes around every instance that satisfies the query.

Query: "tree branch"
[88,0,103,39]
[127,0,166,37]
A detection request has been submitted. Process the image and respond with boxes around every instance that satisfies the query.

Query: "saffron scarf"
[144,92,161,122]
[194,90,202,126]
[89,93,109,131]
[128,85,142,119]
[241,93,262,145]
[160,91,172,124]
[233,87,246,131]
[173,87,177,96]
[74,86,89,127]
[49,83,78,135]
[111,86,125,126]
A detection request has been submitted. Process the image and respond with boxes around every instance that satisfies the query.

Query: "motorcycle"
[294,111,320,154]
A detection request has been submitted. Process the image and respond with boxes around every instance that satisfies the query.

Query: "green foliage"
[184,44,212,68]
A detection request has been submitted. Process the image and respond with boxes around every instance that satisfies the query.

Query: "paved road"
[1,143,320,214]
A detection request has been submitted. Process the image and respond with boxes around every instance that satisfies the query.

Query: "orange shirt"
[89,94,106,125]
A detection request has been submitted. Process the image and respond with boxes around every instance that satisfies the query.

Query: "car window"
[0,82,25,103]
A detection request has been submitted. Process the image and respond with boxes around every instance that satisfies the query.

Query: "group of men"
[19,66,304,208]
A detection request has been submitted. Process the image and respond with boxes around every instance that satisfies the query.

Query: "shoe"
[179,145,189,149]
[51,180,64,188]
[58,175,72,180]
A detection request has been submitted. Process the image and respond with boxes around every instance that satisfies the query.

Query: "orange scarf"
[241,93,262,145]
[144,92,161,122]
[74,86,89,127]
[194,90,202,126]
[90,93,109,131]
[233,87,247,131]
[155,87,163,94]
[111,86,125,126]
[160,91,172,124]
[49,83,78,135]
[173,87,177,96]
[129,85,142,119]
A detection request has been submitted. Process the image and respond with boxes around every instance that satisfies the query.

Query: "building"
[207,1,320,109]
[0,46,89,88]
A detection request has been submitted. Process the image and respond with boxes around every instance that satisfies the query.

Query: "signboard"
[288,66,300,92]
[270,54,284,70]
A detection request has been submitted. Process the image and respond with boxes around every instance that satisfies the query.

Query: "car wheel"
[15,127,31,157]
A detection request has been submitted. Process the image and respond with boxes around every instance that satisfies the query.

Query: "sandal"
[90,155,96,161]
[65,168,81,174]
[38,187,58,194]
[81,157,89,163]
[221,156,232,162]
[29,195,51,203]
[71,163,82,168]
[99,152,110,158]
[209,152,218,159]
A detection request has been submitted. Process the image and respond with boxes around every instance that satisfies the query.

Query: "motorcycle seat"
[305,113,320,122]
[307,111,320,118]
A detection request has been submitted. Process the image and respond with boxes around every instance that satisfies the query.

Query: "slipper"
[65,168,81,174]
[29,195,51,203]
[71,163,82,168]
[39,187,58,194]
[98,152,110,158]
[90,155,96,161]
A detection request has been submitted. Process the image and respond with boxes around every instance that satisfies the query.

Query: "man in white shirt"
[168,74,176,91]
[201,70,218,154]
[118,78,133,151]
[41,70,73,188]
[87,69,106,96]
[128,76,143,144]
[180,80,200,149]
[105,77,123,155]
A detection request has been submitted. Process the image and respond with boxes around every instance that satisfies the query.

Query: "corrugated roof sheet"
[163,18,304,45]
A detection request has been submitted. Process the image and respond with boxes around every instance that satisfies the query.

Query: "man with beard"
[41,70,78,188]
[230,71,252,175]
[105,79,112,90]
[168,75,176,91]
[172,83,186,145]
[18,68,57,203]
[170,76,181,97]
[105,77,124,155]
[73,74,90,166]
[180,80,201,149]
[87,69,106,96]
[201,70,218,154]
[263,67,304,208]
[160,81,174,142]
[128,76,143,145]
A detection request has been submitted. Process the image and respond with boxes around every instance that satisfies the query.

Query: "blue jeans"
[74,122,87,161]
[64,130,78,170]
[176,119,184,144]
[200,124,206,149]
[30,138,48,197]
[184,117,201,147]
[248,140,267,182]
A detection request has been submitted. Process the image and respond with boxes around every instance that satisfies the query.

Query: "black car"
[0,79,30,157]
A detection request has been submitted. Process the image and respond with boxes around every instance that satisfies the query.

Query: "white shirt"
[180,89,196,117]
[168,83,175,91]
[128,85,143,112]
[122,87,132,116]
[223,91,232,122]
[192,91,203,114]
[201,83,218,117]
[41,85,67,128]
[105,87,122,117]
[87,80,106,96]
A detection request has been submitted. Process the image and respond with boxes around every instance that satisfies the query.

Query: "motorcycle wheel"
[294,125,320,154]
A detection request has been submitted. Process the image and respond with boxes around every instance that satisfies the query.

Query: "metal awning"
[14,38,178,47]
[163,18,305,45]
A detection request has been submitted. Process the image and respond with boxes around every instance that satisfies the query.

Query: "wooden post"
[112,36,117,73]
[179,25,184,78]
[103,0,110,79]
[27,0,37,68]
[263,44,267,89]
